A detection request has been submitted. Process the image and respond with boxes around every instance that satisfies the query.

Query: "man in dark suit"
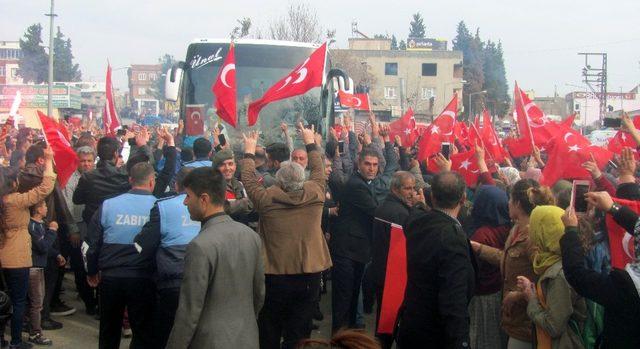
[330,140,397,332]
[397,171,476,349]
[370,171,423,348]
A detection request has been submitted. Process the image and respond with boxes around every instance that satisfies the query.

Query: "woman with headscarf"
[560,191,640,348]
[516,206,586,349]
[468,185,511,349]
[499,167,521,187]
[471,179,556,349]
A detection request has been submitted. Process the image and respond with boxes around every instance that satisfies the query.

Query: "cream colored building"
[335,38,464,121]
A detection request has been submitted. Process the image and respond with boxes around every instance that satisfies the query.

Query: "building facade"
[334,38,463,122]
[0,41,23,85]
[567,90,640,127]
[127,64,162,116]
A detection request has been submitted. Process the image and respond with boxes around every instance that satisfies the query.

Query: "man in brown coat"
[241,126,332,349]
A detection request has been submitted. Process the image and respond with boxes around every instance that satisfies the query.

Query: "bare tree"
[330,50,377,90]
[230,17,252,40]
[268,3,324,43]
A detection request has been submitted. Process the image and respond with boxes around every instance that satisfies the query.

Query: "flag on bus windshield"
[212,43,237,127]
[247,42,328,126]
[103,63,120,135]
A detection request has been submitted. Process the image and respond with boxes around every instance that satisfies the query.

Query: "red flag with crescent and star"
[338,90,370,110]
[417,93,458,161]
[247,42,327,126]
[389,108,418,146]
[451,149,481,187]
[37,111,79,188]
[212,42,237,127]
[540,128,612,186]
[481,109,507,162]
[606,198,640,269]
[608,114,640,158]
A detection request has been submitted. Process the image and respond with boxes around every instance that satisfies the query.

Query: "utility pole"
[578,52,607,124]
[45,0,57,118]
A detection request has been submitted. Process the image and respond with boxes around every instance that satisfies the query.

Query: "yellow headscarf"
[530,205,565,275]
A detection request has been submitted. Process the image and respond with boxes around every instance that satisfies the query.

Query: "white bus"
[165,38,351,146]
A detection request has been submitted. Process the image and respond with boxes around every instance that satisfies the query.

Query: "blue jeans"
[3,268,29,345]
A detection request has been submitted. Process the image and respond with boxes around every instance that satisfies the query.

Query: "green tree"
[482,40,509,117]
[53,27,81,81]
[153,54,176,101]
[453,21,485,119]
[18,24,48,83]
[399,40,407,50]
[409,13,426,38]
[391,35,398,50]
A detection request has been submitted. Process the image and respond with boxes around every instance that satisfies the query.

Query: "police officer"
[134,167,200,348]
[85,162,158,349]
[182,137,212,168]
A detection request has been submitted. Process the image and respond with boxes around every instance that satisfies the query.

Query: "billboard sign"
[0,84,82,109]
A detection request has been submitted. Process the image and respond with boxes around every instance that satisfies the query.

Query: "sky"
[2,0,639,97]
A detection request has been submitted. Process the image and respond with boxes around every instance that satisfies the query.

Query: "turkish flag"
[606,198,640,269]
[389,108,418,146]
[608,114,640,157]
[513,82,535,154]
[541,129,612,186]
[481,110,506,162]
[377,221,407,335]
[185,104,206,136]
[247,42,327,126]
[454,121,472,150]
[559,113,576,129]
[519,87,545,121]
[451,150,480,187]
[417,93,458,161]
[338,90,370,110]
[37,111,79,188]
[212,43,237,127]
[103,64,120,135]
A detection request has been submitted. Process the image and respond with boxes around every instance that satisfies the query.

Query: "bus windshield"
[182,40,324,145]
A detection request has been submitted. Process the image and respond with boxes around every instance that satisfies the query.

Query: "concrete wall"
[335,49,464,120]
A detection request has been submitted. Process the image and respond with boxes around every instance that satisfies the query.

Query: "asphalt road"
[18,274,376,348]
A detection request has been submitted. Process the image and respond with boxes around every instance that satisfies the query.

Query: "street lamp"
[469,90,487,120]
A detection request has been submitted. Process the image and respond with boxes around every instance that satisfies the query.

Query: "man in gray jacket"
[166,167,264,349]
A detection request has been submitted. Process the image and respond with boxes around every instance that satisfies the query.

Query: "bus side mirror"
[165,62,184,102]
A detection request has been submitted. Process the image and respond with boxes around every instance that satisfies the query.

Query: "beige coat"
[0,170,56,268]
[478,225,538,341]
[240,146,332,275]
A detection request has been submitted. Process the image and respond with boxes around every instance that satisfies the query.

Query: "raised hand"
[562,206,578,228]
[301,124,316,145]
[584,191,614,212]
[242,131,259,155]
[435,153,452,172]
[581,153,602,179]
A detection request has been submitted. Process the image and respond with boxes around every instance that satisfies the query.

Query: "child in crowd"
[28,201,64,346]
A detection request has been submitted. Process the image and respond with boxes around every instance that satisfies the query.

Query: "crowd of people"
[0,109,639,349]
